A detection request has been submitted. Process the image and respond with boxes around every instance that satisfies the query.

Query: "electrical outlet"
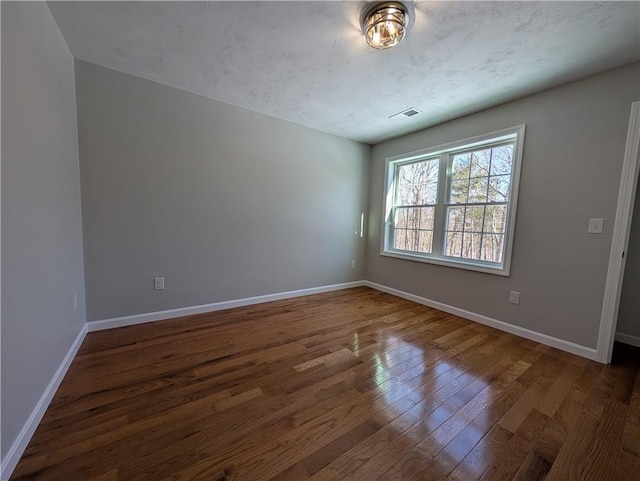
[351,260,356,269]
[509,291,520,305]
[154,277,165,290]
[73,294,78,311]
[588,218,604,234]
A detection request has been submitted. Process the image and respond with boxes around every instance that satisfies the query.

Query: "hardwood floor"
[10,287,640,480]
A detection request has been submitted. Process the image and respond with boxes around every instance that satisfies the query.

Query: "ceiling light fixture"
[363,2,409,50]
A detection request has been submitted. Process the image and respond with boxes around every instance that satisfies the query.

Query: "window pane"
[394,229,407,250]
[446,206,464,232]
[397,167,413,206]
[445,231,462,257]
[395,207,435,253]
[470,150,491,178]
[468,177,488,203]
[462,233,482,260]
[490,145,514,176]
[406,229,418,251]
[421,183,438,205]
[451,153,470,180]
[484,205,507,234]
[394,208,407,229]
[481,233,504,263]
[419,207,435,231]
[417,230,433,253]
[406,207,420,230]
[445,205,506,264]
[464,206,485,233]
[450,179,469,204]
[488,175,510,202]
[397,159,439,206]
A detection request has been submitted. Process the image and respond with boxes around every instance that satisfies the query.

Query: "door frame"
[597,101,640,363]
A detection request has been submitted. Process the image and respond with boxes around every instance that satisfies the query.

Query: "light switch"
[588,218,604,234]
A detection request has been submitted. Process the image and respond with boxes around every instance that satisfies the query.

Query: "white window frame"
[381,125,526,276]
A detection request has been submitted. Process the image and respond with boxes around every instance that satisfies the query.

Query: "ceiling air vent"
[389,107,421,120]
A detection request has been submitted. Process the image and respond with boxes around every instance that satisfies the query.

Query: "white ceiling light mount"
[363,2,409,50]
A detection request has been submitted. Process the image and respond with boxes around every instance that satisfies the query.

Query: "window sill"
[380,250,511,276]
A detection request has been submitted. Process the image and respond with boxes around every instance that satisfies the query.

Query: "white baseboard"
[88,279,601,361]
[1,324,88,481]
[615,332,640,348]
[364,281,599,362]
[87,281,366,332]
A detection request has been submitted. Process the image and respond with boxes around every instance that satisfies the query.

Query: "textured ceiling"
[48,1,640,144]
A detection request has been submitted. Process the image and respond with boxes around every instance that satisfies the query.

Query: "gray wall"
[75,61,370,322]
[1,2,86,461]
[617,181,640,339]
[365,63,640,349]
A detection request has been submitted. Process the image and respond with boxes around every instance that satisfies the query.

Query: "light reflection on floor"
[369,333,492,477]
[352,332,360,357]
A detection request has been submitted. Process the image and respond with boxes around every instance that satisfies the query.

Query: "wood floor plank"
[536,362,584,417]
[308,340,531,481]
[268,462,310,481]
[391,362,531,481]
[497,357,560,434]
[511,451,552,481]
[88,469,118,481]
[614,448,640,481]
[479,409,549,481]
[215,387,263,411]
[543,413,600,481]
[532,360,602,464]
[362,350,533,481]
[443,425,514,481]
[299,418,383,476]
[577,400,628,481]
[622,362,640,456]
[9,288,640,481]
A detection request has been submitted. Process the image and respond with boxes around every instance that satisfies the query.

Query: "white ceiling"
[48,1,640,144]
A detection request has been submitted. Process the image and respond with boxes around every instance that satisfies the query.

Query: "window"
[381,125,525,275]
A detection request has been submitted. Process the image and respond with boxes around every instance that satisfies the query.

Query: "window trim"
[380,125,526,276]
